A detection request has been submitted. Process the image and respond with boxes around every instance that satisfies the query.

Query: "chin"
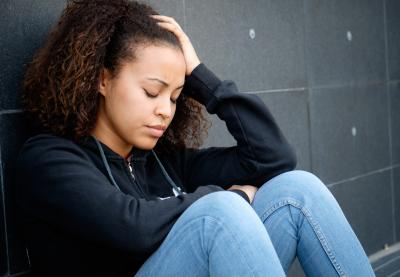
[134,138,159,150]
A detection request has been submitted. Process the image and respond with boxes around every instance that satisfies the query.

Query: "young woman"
[17,0,375,276]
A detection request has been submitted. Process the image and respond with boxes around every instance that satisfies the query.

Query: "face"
[92,44,186,158]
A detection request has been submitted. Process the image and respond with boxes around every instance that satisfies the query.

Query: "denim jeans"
[135,170,375,276]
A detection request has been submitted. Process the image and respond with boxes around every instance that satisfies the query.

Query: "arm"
[176,64,297,192]
[152,15,296,193]
[16,135,224,256]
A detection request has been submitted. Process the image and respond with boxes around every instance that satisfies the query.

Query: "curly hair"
[22,0,210,153]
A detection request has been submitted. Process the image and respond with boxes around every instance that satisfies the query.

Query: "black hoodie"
[16,63,296,276]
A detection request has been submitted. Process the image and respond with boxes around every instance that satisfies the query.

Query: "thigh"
[250,170,374,277]
[136,191,286,277]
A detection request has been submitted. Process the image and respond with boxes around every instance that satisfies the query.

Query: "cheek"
[106,88,146,123]
[111,86,143,111]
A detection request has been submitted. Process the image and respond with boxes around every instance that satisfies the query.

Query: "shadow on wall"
[0,1,67,275]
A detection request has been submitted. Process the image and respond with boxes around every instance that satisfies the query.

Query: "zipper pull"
[127,160,136,181]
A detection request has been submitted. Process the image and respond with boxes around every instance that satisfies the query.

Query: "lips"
[148,125,167,131]
[146,125,166,137]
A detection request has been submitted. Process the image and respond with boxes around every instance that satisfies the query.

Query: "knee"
[258,170,334,204]
[186,191,256,223]
[193,191,249,213]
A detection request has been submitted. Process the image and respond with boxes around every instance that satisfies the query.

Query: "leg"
[251,170,375,276]
[136,191,286,276]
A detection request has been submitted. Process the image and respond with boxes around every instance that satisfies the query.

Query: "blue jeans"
[135,170,375,276]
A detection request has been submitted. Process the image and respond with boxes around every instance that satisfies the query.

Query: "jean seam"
[258,198,346,277]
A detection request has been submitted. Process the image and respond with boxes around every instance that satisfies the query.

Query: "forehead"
[125,44,186,84]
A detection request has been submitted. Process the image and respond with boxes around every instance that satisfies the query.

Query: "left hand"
[150,14,201,75]
[227,185,258,204]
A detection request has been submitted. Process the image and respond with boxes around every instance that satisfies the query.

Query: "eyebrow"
[146,77,184,90]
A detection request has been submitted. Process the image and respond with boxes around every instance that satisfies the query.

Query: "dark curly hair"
[22,0,210,153]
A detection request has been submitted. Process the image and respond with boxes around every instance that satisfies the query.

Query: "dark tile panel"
[257,91,311,171]
[304,0,386,87]
[330,170,393,255]
[310,84,390,184]
[201,113,236,148]
[0,161,8,276]
[386,0,400,81]
[394,167,400,242]
[0,114,31,274]
[143,0,184,25]
[0,0,66,110]
[201,90,311,172]
[288,258,306,277]
[185,0,306,92]
[390,82,400,165]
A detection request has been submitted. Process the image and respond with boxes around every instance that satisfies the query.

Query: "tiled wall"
[0,0,398,276]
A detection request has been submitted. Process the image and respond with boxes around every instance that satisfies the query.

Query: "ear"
[98,68,112,97]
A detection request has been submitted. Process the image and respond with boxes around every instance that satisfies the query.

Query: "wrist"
[187,59,201,75]
[229,189,251,204]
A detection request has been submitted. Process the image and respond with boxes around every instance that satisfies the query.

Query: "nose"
[155,95,173,119]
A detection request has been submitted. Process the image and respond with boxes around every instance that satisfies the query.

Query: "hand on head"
[151,15,201,76]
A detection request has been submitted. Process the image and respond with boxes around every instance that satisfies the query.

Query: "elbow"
[262,144,298,181]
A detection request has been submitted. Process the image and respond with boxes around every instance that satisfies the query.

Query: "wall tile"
[390,82,400,165]
[0,0,66,110]
[201,113,235,148]
[394,167,400,242]
[0,113,30,274]
[288,258,306,277]
[0,163,8,276]
[386,0,400,81]
[304,0,385,87]
[257,90,311,171]
[185,0,306,92]
[143,0,184,25]
[330,170,393,255]
[310,84,390,184]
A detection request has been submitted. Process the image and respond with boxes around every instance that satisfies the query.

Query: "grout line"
[384,0,396,242]
[388,268,400,277]
[327,166,394,188]
[387,76,396,240]
[370,242,400,262]
[241,80,394,95]
[182,0,186,30]
[0,147,10,274]
[383,0,390,83]
[374,255,400,272]
[301,0,313,173]
[0,109,23,115]
[242,87,307,94]
[310,80,386,90]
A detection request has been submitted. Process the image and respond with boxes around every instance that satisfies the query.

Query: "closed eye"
[145,89,178,104]
[144,89,157,98]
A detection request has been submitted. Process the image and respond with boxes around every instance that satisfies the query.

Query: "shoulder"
[17,133,88,166]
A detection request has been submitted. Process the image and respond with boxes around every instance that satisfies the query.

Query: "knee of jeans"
[259,170,334,204]
[188,191,255,222]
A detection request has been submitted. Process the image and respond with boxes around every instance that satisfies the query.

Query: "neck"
[91,116,132,159]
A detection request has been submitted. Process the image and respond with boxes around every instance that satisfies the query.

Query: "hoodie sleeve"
[16,135,227,256]
[176,63,297,192]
